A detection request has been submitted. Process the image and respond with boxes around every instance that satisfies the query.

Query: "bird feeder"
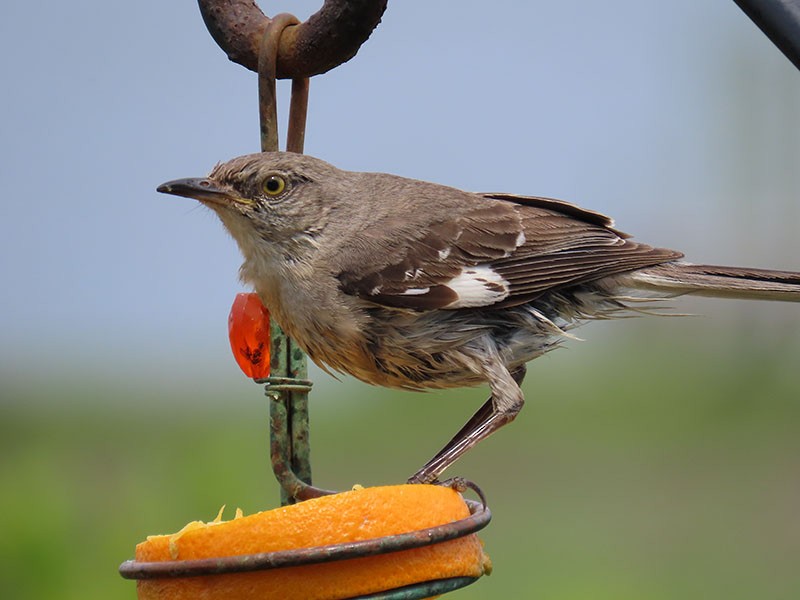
[121,2,493,598]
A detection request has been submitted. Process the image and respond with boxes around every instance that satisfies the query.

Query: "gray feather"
[622,262,800,302]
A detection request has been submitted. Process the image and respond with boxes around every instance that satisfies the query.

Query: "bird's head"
[157,151,343,264]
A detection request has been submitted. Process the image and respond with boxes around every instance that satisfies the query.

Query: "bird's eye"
[263,175,286,197]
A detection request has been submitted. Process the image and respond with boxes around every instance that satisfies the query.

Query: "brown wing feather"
[337,193,682,310]
[484,193,621,231]
[337,200,524,308]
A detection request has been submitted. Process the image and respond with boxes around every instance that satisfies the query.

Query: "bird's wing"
[337,193,683,310]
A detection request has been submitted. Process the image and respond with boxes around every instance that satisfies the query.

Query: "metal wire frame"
[119,499,490,581]
[348,577,480,599]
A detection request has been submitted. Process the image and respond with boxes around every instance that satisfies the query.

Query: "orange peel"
[134,484,491,600]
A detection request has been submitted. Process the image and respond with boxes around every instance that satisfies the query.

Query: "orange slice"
[135,484,491,600]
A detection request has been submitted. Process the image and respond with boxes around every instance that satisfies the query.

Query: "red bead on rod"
[228,293,271,379]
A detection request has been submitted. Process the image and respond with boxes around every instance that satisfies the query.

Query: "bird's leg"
[408,364,527,484]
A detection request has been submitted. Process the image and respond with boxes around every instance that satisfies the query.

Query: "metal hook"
[258,13,310,154]
[258,13,299,152]
[286,77,309,153]
[199,0,387,78]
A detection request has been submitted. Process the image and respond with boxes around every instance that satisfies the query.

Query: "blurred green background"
[3,316,799,599]
[2,1,800,598]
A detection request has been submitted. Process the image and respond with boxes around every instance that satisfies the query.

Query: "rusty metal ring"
[118,498,491,579]
[198,0,388,78]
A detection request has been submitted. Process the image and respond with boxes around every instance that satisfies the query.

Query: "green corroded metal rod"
[267,318,313,505]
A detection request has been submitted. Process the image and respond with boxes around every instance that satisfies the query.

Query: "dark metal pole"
[733,0,800,71]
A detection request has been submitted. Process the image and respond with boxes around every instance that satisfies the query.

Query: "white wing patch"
[444,265,510,308]
[400,286,432,296]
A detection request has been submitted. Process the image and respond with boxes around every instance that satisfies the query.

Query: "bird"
[158,151,800,484]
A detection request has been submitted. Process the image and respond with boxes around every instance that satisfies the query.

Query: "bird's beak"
[157,177,249,207]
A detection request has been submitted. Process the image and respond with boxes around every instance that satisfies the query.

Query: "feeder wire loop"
[118,499,490,580]
[198,0,387,77]
[258,13,300,153]
[258,375,314,392]
[347,576,480,599]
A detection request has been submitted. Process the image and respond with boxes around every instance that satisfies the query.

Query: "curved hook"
[198,0,387,78]
[258,13,298,151]
[257,13,310,154]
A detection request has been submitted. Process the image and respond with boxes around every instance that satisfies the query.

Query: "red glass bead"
[228,293,271,379]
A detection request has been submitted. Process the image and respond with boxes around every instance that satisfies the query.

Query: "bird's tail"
[621,262,800,302]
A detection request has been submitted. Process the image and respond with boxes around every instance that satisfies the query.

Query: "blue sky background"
[1,0,799,399]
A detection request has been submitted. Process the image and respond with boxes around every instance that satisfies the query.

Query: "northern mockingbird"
[158,151,800,483]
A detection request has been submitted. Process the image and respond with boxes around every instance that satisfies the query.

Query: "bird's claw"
[407,474,488,510]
